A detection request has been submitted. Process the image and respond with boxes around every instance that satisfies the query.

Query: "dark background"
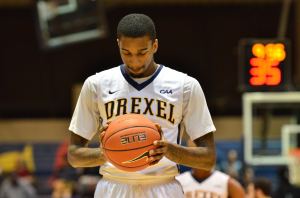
[0,2,296,118]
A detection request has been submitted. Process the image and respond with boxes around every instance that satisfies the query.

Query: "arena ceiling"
[0,0,285,8]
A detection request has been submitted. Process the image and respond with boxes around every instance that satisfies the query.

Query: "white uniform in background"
[176,170,229,198]
[69,64,216,198]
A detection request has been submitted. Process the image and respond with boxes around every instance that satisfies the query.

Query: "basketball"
[102,114,161,172]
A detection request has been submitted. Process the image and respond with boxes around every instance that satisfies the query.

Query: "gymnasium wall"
[0,2,296,119]
[0,116,293,142]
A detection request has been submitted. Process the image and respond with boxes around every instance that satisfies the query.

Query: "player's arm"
[67,132,106,168]
[228,177,246,198]
[151,131,216,171]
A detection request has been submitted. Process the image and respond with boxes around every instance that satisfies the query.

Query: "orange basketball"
[102,114,161,172]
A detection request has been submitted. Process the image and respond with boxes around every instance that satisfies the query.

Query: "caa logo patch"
[160,89,173,94]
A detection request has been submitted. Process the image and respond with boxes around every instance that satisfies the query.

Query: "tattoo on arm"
[165,132,216,170]
[68,133,106,167]
[193,132,215,148]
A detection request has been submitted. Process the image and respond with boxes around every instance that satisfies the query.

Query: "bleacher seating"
[0,140,286,195]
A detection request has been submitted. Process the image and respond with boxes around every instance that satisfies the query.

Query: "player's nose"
[127,57,142,68]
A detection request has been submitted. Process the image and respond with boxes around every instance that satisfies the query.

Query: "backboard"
[36,0,107,48]
[243,92,300,165]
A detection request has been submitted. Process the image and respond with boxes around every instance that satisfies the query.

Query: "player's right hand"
[99,121,111,145]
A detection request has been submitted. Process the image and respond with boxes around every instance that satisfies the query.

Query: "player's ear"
[153,39,158,53]
[117,38,120,47]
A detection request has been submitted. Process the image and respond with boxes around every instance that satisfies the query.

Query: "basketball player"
[68,13,216,198]
[246,177,272,198]
[176,168,245,198]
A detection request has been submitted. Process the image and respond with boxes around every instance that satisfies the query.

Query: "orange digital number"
[249,58,281,86]
[249,43,285,86]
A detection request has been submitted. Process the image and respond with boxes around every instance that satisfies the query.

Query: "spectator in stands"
[51,153,80,198]
[220,149,242,180]
[0,172,37,198]
[0,167,3,186]
[241,165,254,189]
[246,177,272,198]
[176,167,245,198]
[273,166,300,198]
[14,157,35,186]
[76,167,102,198]
[51,140,80,198]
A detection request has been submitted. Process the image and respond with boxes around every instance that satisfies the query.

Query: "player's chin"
[128,69,145,77]
[126,65,145,76]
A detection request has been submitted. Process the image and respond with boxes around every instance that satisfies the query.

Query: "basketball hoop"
[288,148,300,187]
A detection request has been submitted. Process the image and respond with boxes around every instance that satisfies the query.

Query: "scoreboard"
[238,39,292,92]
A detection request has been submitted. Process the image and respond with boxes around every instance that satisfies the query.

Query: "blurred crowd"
[0,143,299,198]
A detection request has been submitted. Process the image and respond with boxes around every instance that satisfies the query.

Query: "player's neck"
[192,169,213,180]
[143,61,158,78]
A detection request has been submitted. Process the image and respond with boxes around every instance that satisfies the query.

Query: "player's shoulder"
[213,170,230,180]
[176,171,193,180]
[85,66,120,84]
[176,171,195,186]
[161,65,197,84]
[163,65,200,84]
[161,65,187,77]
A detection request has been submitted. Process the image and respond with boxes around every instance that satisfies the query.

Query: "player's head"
[253,177,272,198]
[117,13,156,41]
[117,13,158,78]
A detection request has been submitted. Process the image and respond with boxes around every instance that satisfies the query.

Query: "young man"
[68,13,216,198]
[247,177,272,198]
[176,139,245,198]
[176,168,245,198]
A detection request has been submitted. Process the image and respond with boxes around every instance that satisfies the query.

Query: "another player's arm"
[151,132,216,171]
[67,132,106,168]
[228,177,246,198]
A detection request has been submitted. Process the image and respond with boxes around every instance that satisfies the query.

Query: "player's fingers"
[149,160,160,166]
[149,147,167,156]
[148,154,163,165]
[99,125,109,133]
[154,123,164,137]
[153,140,167,146]
[100,132,105,141]
[99,123,110,142]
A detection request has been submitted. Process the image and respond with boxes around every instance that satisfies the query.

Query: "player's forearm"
[67,145,106,168]
[165,143,215,171]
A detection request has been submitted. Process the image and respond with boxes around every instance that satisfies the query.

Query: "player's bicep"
[193,132,216,157]
[69,132,89,150]
[193,131,215,148]
[228,177,246,198]
[192,132,216,169]
[68,132,91,167]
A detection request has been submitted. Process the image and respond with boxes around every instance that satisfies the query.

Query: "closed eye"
[138,52,147,56]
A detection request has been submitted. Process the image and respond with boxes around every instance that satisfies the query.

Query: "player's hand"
[148,124,168,166]
[99,121,111,145]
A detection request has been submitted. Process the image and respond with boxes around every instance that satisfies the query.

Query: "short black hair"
[117,13,156,40]
[254,177,272,196]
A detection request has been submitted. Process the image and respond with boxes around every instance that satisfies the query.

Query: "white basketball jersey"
[69,64,215,183]
[176,170,229,198]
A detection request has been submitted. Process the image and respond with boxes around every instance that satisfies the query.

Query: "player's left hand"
[148,124,169,166]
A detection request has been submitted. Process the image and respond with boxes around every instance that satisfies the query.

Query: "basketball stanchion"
[288,148,300,187]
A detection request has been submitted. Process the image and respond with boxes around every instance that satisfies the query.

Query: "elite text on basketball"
[120,132,147,145]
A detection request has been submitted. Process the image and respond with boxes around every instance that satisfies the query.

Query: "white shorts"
[94,177,184,198]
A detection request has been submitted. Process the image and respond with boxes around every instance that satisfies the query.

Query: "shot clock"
[238,39,292,92]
